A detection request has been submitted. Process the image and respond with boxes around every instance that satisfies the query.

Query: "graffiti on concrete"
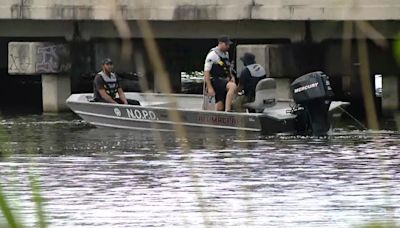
[10,0,32,19]
[35,44,71,73]
[173,5,217,20]
[8,43,32,73]
[51,4,93,19]
[8,42,70,74]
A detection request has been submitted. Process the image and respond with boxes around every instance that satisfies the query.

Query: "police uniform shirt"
[204,47,230,72]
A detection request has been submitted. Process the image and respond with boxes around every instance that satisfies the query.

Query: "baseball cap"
[102,58,113,65]
[240,52,256,65]
[218,35,233,45]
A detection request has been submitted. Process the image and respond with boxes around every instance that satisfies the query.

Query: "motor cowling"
[291,71,333,135]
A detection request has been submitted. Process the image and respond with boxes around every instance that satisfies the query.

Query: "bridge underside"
[0,19,398,118]
[0,20,399,41]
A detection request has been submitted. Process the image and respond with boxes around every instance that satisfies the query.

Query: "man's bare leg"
[215,101,224,111]
[225,81,237,112]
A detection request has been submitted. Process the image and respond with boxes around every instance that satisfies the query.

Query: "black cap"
[218,35,233,45]
[240,52,256,65]
[102,58,113,65]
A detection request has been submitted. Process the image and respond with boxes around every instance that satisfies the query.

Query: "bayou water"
[0,113,399,227]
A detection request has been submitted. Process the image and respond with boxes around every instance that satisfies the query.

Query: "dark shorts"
[211,77,229,103]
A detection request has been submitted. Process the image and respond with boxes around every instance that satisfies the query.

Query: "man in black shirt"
[232,53,267,111]
[237,53,267,102]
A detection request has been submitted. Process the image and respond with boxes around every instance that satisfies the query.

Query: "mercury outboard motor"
[291,71,334,136]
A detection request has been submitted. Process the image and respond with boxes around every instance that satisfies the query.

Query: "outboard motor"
[290,71,334,135]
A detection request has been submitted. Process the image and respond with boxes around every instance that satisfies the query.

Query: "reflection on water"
[0,114,399,227]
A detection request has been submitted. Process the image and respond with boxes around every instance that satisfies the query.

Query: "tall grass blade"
[29,175,46,228]
[0,185,19,228]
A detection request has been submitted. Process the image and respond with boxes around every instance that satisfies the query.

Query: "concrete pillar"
[382,75,399,115]
[8,42,71,112]
[395,112,400,130]
[275,78,291,99]
[42,74,71,112]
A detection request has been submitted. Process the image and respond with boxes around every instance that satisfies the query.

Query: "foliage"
[358,221,398,228]
[394,33,400,65]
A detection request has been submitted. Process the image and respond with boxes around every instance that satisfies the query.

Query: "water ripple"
[0,114,399,227]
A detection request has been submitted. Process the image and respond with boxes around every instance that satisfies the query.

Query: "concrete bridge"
[0,0,399,40]
[0,0,399,119]
[1,0,400,20]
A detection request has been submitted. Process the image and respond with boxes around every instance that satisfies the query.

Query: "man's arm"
[235,69,248,93]
[227,53,235,83]
[204,70,215,96]
[230,73,236,84]
[116,76,128,104]
[99,89,117,103]
[94,75,117,103]
[236,82,244,94]
[117,88,128,104]
[204,52,218,96]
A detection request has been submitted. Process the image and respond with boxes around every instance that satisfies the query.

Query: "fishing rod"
[338,106,368,130]
[230,19,243,80]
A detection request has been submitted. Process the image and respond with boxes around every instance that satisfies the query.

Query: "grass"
[358,221,399,228]
[0,184,20,228]
[0,118,47,228]
[394,33,400,65]
[29,175,47,228]
[0,174,47,228]
[0,115,20,228]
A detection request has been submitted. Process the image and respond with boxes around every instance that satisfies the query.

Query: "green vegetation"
[394,33,400,65]
[358,221,398,228]
[0,119,47,228]
[0,118,21,227]
[29,175,47,228]
[0,185,20,228]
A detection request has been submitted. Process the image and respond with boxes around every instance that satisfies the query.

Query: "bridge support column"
[275,78,291,99]
[8,42,71,112]
[382,75,399,114]
[42,74,71,112]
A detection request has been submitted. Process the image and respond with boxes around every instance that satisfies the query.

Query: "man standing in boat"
[93,58,130,104]
[204,35,237,112]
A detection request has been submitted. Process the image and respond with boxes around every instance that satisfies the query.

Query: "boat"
[66,72,349,136]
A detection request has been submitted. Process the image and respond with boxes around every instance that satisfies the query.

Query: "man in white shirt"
[204,35,237,111]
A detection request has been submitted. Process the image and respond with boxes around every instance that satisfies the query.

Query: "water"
[0,114,399,227]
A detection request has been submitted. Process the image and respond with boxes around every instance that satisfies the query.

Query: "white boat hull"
[66,93,348,135]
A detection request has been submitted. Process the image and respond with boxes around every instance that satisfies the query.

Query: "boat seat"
[244,78,277,112]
